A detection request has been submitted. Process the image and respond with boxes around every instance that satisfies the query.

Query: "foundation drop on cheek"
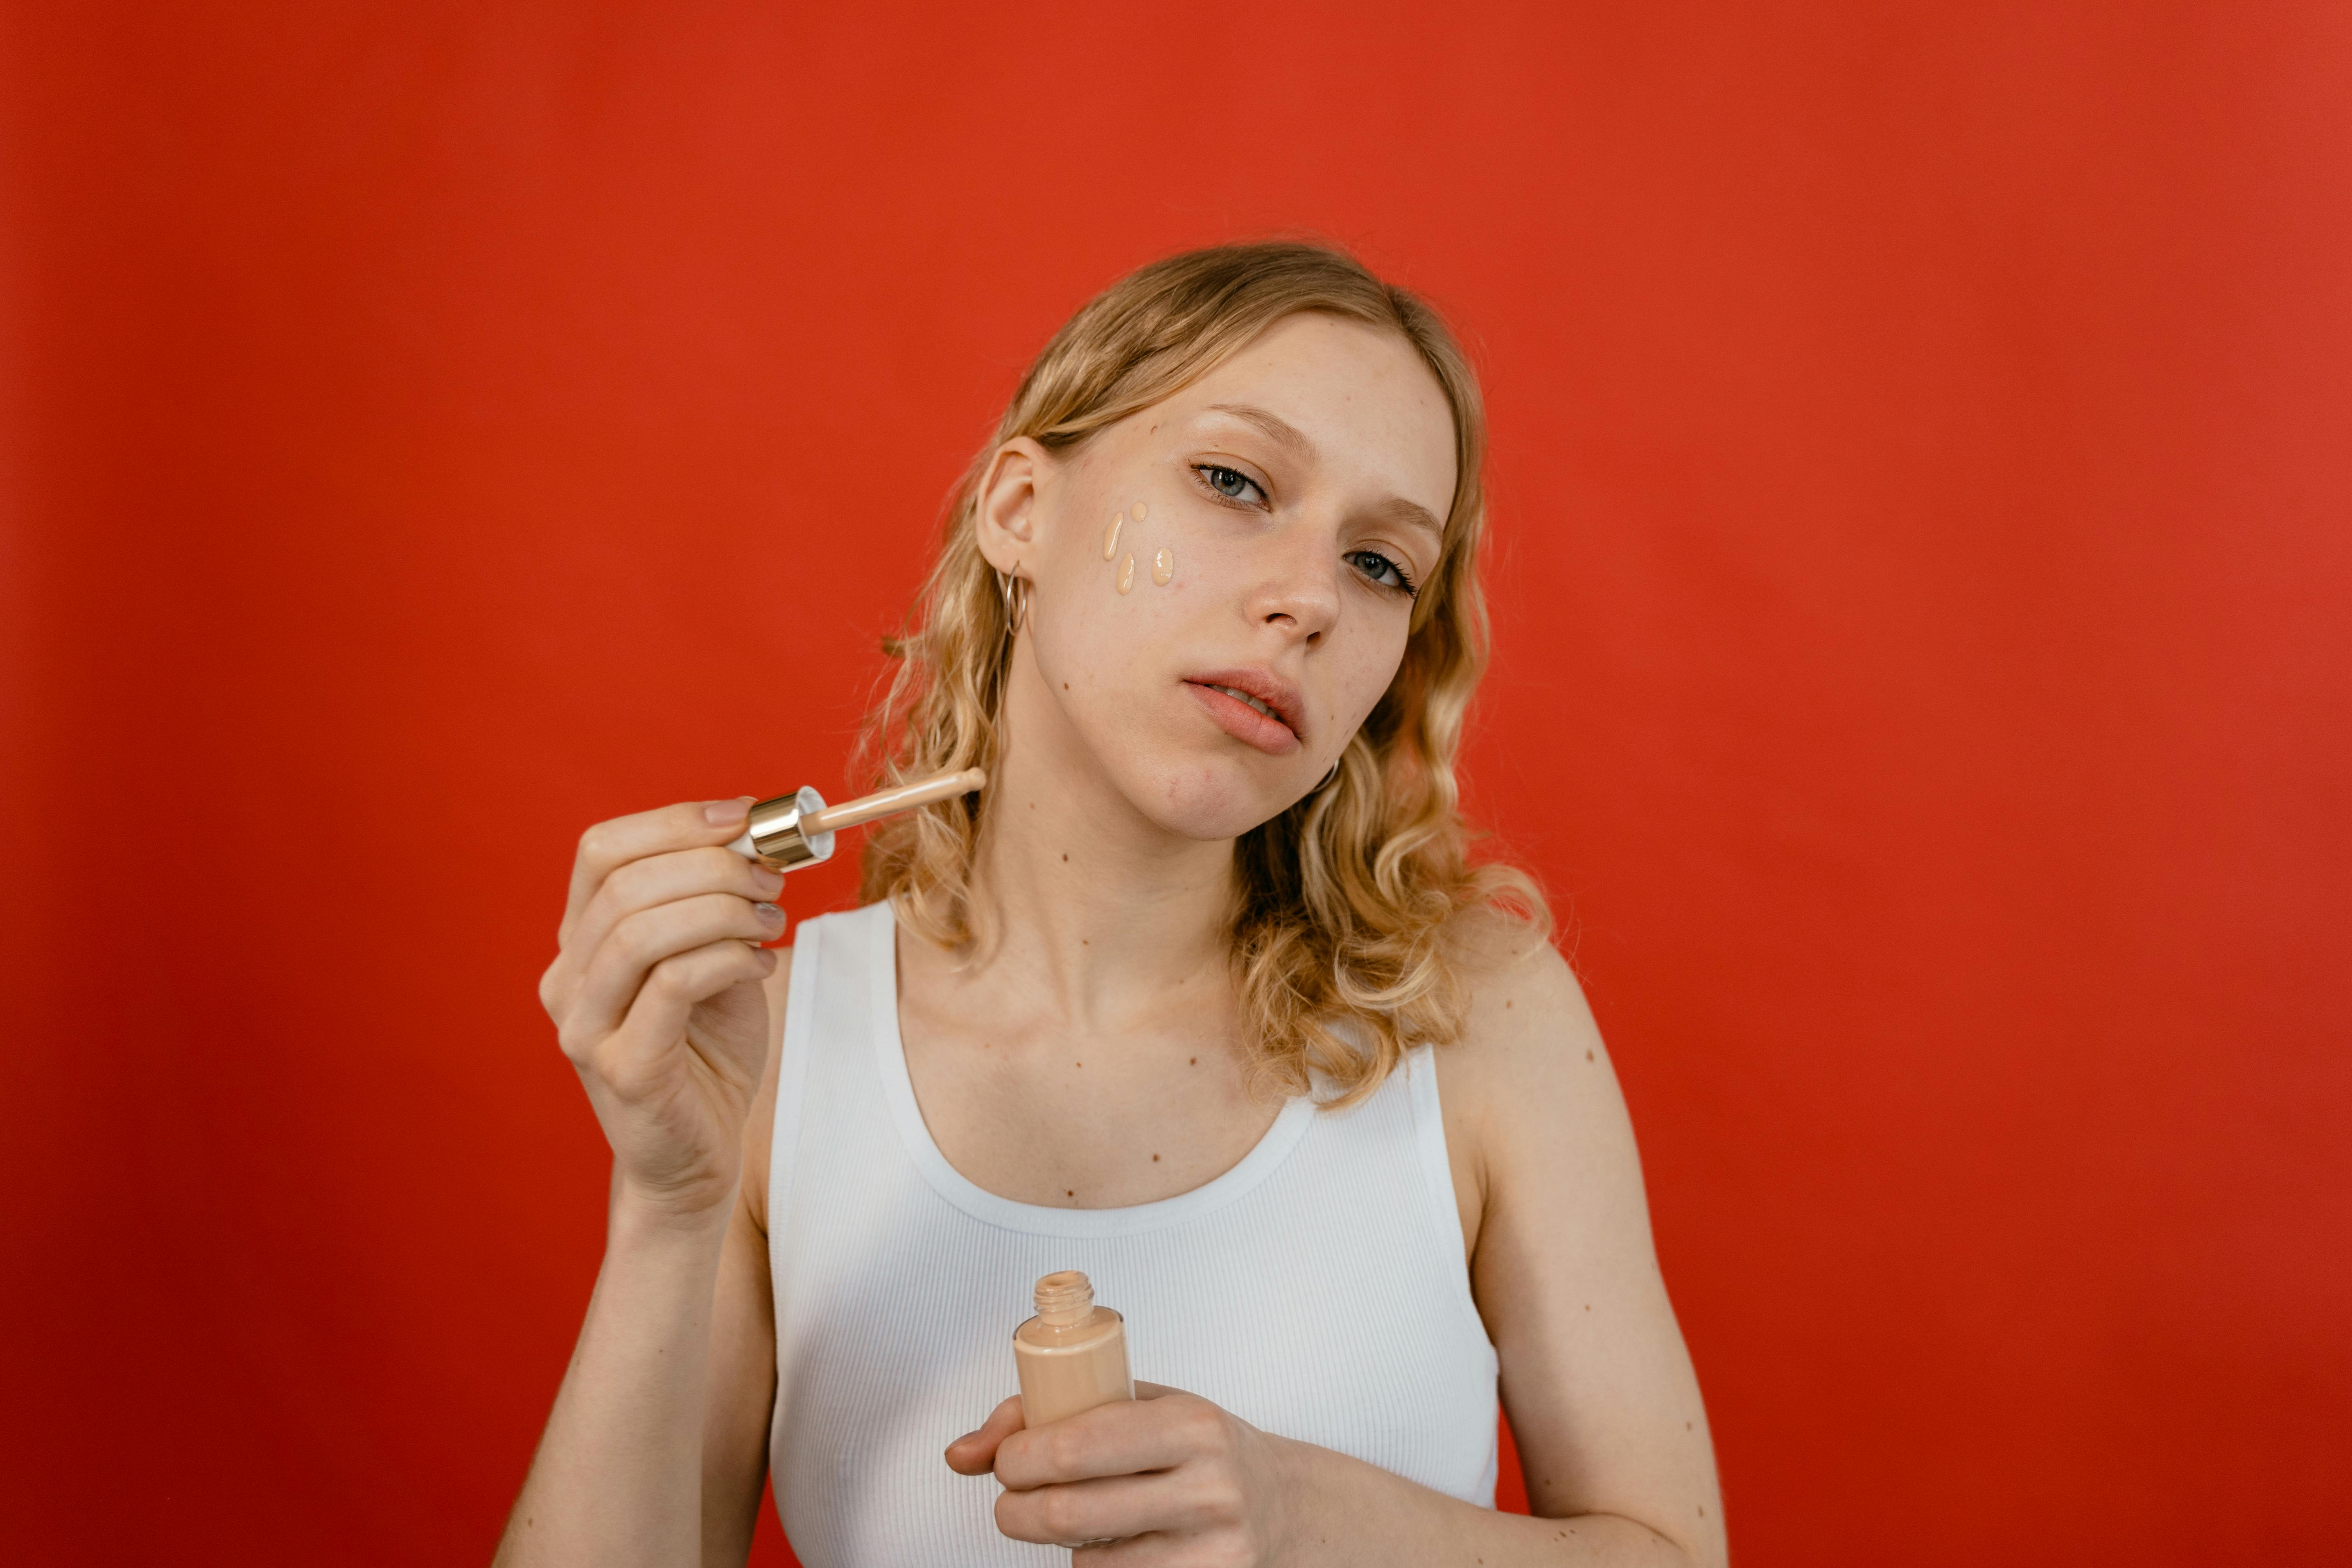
[1116,554,1136,594]
[1130,502,1147,522]
[1013,1270,1134,1428]
[1102,514,1122,560]
[1151,547,1173,586]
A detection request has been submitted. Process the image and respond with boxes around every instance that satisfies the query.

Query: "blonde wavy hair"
[857,241,1548,1107]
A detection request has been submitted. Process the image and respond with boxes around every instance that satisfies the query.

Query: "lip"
[1182,667,1306,757]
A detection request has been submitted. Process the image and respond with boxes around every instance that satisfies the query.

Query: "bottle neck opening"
[1034,1270,1095,1327]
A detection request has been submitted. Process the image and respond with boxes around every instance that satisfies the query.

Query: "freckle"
[1586,1048,1594,1061]
[1066,1189,1074,1197]
[1062,682,1069,690]
[1075,1061,1081,1068]
[1102,514,1122,558]
[1697,1506,1705,1517]
[1130,501,1146,521]
[1685,1421,1692,1429]
[1188,1056,1196,1065]
[1584,1303,1591,1310]
[1116,553,1135,593]
[1505,1000,1512,1009]
[1152,1153,1160,1162]
[1152,547,1173,585]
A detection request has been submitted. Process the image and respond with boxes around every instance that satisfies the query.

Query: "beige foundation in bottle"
[1013,1270,1133,1428]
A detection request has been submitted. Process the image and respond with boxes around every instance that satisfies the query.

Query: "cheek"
[1319,633,1412,741]
[1031,541,1175,698]
[1043,506,1222,661]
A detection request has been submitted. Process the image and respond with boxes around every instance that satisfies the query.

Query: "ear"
[973,438,1053,577]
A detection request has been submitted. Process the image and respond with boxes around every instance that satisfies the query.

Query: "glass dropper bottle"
[725,766,987,872]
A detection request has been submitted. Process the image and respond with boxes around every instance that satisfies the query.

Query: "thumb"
[943,1394,1026,1475]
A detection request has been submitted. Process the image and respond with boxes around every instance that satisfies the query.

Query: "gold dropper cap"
[728,766,987,872]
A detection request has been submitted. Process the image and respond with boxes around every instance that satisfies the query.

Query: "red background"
[4,4,2346,1563]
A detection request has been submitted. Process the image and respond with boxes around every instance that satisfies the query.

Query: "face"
[975,312,1457,841]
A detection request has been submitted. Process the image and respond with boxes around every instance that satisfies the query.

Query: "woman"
[499,243,1724,1566]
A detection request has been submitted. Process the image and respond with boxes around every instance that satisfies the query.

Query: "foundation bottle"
[1013,1270,1134,1428]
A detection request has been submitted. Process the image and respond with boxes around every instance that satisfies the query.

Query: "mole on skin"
[1102,514,1122,560]
[1151,547,1173,586]
[1117,554,1135,594]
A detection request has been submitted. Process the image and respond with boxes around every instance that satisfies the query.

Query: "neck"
[959,637,1235,1028]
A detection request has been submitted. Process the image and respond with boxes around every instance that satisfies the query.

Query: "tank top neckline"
[852,901,1322,1240]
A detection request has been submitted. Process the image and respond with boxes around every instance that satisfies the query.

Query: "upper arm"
[697,948,792,1567]
[1437,931,1725,1563]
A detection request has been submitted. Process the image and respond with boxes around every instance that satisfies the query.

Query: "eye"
[1192,463,1268,506]
[1347,549,1419,597]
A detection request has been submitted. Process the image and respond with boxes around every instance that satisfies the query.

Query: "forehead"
[1143,313,1459,526]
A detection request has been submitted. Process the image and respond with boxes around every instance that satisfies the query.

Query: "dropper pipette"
[725,766,987,871]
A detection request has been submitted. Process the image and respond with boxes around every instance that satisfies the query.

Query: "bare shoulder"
[1432,908,1643,1256]
[1436,907,1613,1134]
[739,945,794,1234]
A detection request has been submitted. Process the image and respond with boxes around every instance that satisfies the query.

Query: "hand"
[538,798,786,1221]
[944,1382,1293,1563]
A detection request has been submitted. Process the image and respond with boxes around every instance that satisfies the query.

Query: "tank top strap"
[1400,1040,1489,1342]
[766,903,886,1269]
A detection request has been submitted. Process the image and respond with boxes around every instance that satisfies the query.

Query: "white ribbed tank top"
[765,902,1500,1564]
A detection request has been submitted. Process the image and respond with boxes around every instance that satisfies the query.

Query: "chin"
[1121,752,1297,841]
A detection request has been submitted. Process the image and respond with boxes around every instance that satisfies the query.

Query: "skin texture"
[496,314,1725,1568]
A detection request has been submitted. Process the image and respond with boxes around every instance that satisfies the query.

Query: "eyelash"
[1192,463,1267,506]
[1349,549,1419,597]
[1189,463,1420,599]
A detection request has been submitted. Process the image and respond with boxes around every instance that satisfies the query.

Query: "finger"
[995,1471,1207,1549]
[943,1395,1026,1476]
[588,937,778,1096]
[560,798,755,946]
[994,1394,1216,1491]
[568,894,786,1044]
[568,845,784,976]
[1073,1531,1181,1565]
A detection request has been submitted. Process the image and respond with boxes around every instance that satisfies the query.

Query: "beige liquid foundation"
[1013,1271,1134,1428]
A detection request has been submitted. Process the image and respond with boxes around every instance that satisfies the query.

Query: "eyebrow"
[1200,402,1448,548]
[1203,402,1316,460]
[1370,495,1446,551]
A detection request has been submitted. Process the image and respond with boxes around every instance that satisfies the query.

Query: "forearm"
[496,1192,730,1568]
[1271,1436,1706,1568]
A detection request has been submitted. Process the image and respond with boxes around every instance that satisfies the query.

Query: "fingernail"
[704,798,750,826]
[753,902,786,928]
[948,1429,980,1448]
[752,866,786,895]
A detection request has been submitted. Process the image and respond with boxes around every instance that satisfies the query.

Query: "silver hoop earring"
[996,567,1030,638]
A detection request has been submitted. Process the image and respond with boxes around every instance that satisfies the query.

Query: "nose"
[1241,522,1340,648]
